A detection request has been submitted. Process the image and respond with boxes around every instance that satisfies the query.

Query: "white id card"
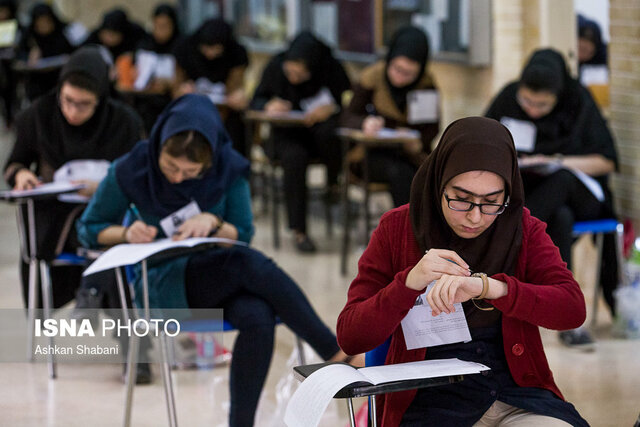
[159,200,201,237]
[500,117,536,153]
[401,282,472,350]
[407,90,439,124]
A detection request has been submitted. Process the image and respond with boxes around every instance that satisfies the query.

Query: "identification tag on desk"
[401,282,471,350]
[407,89,439,124]
[159,200,201,237]
[500,117,536,153]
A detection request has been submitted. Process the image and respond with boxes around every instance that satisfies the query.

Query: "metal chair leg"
[370,394,378,427]
[591,233,605,329]
[39,260,56,379]
[159,332,178,427]
[347,397,356,427]
[123,333,139,427]
[26,259,38,361]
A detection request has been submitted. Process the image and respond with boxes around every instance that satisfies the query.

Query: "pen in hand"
[126,203,157,243]
[129,203,144,222]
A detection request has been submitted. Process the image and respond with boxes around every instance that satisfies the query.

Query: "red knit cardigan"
[337,205,586,426]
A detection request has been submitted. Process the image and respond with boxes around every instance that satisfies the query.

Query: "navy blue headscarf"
[115,94,249,217]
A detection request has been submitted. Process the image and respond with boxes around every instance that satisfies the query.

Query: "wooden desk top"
[337,127,420,145]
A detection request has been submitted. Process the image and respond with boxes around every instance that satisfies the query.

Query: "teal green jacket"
[76,162,254,308]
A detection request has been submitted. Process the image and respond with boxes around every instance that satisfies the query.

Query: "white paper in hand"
[300,87,335,112]
[407,89,439,124]
[159,200,202,237]
[500,117,536,153]
[401,282,471,350]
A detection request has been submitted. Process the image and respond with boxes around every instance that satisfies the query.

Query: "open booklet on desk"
[0,181,86,200]
[286,358,489,427]
[82,237,247,276]
[518,159,604,202]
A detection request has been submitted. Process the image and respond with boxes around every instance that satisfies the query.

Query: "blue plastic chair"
[572,219,626,327]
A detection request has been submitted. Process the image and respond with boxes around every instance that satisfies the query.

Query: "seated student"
[577,14,608,85]
[16,3,75,100]
[0,0,20,126]
[3,46,144,309]
[84,8,149,83]
[250,31,351,252]
[130,4,182,133]
[341,26,439,207]
[485,48,618,349]
[337,117,589,427]
[173,18,249,157]
[76,94,355,427]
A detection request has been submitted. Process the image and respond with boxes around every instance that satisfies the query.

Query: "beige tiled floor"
[0,129,639,426]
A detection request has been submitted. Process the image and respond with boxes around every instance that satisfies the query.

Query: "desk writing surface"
[337,127,420,145]
[13,55,69,72]
[245,110,307,126]
[0,182,85,201]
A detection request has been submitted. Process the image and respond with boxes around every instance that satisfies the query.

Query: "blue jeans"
[184,245,339,427]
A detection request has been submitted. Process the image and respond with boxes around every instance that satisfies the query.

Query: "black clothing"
[16,3,74,100]
[402,327,588,426]
[250,32,350,234]
[4,47,143,308]
[384,26,429,111]
[250,32,350,111]
[136,4,180,54]
[173,18,248,84]
[485,48,619,315]
[84,9,149,61]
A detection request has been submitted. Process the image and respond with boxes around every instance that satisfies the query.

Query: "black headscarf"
[136,4,180,54]
[385,26,430,111]
[115,94,250,217]
[85,8,148,60]
[18,3,73,58]
[174,18,247,83]
[578,14,607,66]
[25,46,141,170]
[410,117,524,277]
[0,0,17,20]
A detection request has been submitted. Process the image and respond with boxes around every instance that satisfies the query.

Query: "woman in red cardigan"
[337,117,588,426]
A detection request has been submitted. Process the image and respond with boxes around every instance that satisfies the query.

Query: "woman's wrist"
[121,226,129,243]
[208,214,223,236]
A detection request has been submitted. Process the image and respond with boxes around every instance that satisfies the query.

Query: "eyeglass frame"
[443,190,510,215]
[515,89,557,115]
[58,93,99,114]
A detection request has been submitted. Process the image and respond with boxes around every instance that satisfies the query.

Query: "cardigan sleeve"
[75,164,130,248]
[220,177,254,244]
[490,213,586,330]
[337,213,423,355]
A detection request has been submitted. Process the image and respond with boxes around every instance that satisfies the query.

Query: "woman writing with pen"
[341,26,440,207]
[337,117,589,426]
[76,94,357,427]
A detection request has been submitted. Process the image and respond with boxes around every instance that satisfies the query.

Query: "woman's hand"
[304,103,336,126]
[125,220,158,243]
[426,274,483,316]
[172,213,219,241]
[265,97,292,113]
[405,249,471,291]
[362,115,384,136]
[14,169,40,190]
[518,154,556,167]
[226,89,248,111]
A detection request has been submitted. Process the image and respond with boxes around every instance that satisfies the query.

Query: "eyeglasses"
[59,95,98,113]
[443,191,509,215]
[516,91,556,115]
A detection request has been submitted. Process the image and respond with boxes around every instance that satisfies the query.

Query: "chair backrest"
[365,337,391,367]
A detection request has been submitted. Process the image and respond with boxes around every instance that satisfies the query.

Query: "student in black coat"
[250,32,351,252]
[173,18,249,157]
[16,3,75,100]
[4,46,144,310]
[485,48,618,349]
[0,0,19,125]
[84,8,148,64]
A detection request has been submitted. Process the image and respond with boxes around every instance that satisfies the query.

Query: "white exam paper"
[82,237,246,276]
[407,89,439,124]
[377,127,421,140]
[401,284,471,350]
[501,117,537,153]
[0,181,86,199]
[159,200,201,237]
[285,358,490,427]
[284,364,367,427]
[300,87,335,112]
